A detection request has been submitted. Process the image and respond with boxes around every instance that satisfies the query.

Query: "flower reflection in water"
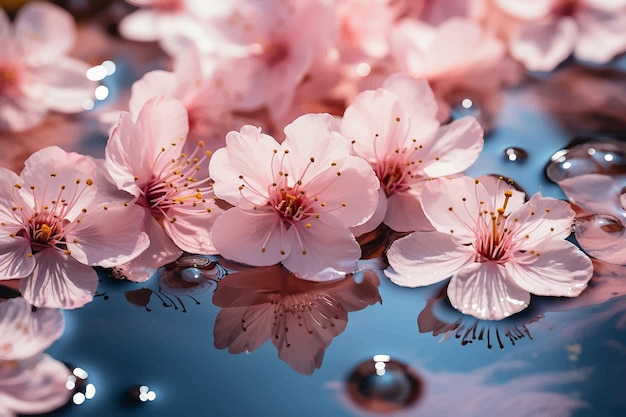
[212,265,382,374]
[0,297,70,416]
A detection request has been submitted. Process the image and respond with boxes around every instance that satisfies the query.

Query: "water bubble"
[546,139,626,183]
[347,356,423,412]
[127,385,157,403]
[503,147,528,163]
[450,96,482,122]
[574,214,626,264]
[160,255,224,296]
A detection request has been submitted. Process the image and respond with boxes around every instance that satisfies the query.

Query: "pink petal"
[510,17,578,72]
[0,354,71,415]
[509,193,575,248]
[209,126,278,206]
[351,187,387,237]
[448,262,530,320]
[575,8,626,63]
[105,112,145,197]
[283,221,361,278]
[212,208,288,267]
[66,204,149,268]
[493,0,553,19]
[14,2,75,65]
[118,9,163,42]
[20,249,98,309]
[162,203,221,254]
[384,190,434,232]
[129,70,180,116]
[24,58,95,113]
[0,238,35,279]
[305,156,379,228]
[420,176,491,242]
[213,304,273,353]
[421,117,484,177]
[381,73,438,120]
[112,214,182,282]
[0,93,47,132]
[385,231,474,287]
[476,174,526,214]
[283,113,351,182]
[508,239,593,296]
[0,297,64,360]
[20,146,98,220]
[0,8,10,54]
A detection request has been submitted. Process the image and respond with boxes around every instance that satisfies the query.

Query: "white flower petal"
[509,240,593,296]
[385,231,474,287]
[19,249,98,309]
[448,262,530,320]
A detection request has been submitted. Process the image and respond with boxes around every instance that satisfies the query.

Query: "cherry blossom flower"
[385,175,593,320]
[341,73,484,234]
[213,265,381,374]
[209,113,379,279]
[105,96,222,282]
[0,1,96,132]
[494,0,626,71]
[388,16,517,122]
[0,146,149,309]
[129,46,235,148]
[0,297,70,416]
[210,0,338,126]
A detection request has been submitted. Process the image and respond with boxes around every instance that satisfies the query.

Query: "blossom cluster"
[0,2,609,321]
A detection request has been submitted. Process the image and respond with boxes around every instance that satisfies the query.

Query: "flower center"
[9,174,94,255]
[138,140,214,224]
[552,0,578,17]
[272,186,311,228]
[474,189,514,263]
[375,159,412,197]
[0,63,21,94]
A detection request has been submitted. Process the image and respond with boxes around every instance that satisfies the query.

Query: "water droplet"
[450,97,482,122]
[503,147,528,163]
[347,356,423,412]
[545,139,626,183]
[126,385,157,403]
[574,214,626,264]
[160,255,224,296]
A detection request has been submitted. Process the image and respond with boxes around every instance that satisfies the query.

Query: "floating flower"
[385,175,593,320]
[341,73,484,234]
[105,96,221,282]
[494,0,626,71]
[0,298,70,416]
[0,146,149,309]
[209,113,379,278]
[0,1,96,132]
[213,265,381,374]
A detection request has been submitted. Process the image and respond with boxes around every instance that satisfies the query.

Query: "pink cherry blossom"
[0,298,70,416]
[210,0,338,126]
[0,146,149,309]
[213,265,381,374]
[209,113,379,279]
[388,16,517,121]
[341,73,484,234]
[494,0,626,71]
[385,175,593,320]
[129,46,235,148]
[0,1,96,132]
[105,96,222,282]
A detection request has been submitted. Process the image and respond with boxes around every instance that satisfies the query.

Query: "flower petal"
[20,249,98,309]
[66,204,149,267]
[0,354,71,415]
[575,8,626,65]
[283,221,362,278]
[0,297,64,360]
[509,193,575,248]
[0,238,35,279]
[509,239,593,297]
[384,190,434,232]
[420,176,490,241]
[162,203,221,254]
[15,1,75,65]
[448,262,530,320]
[212,208,288,267]
[421,117,484,178]
[381,73,438,120]
[385,231,474,287]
